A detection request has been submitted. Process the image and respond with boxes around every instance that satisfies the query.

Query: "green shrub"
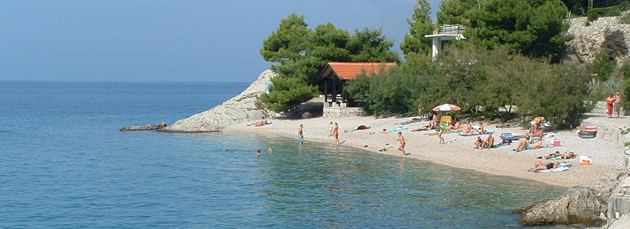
[620,13,630,24]
[588,50,616,81]
[587,6,621,22]
[260,76,318,113]
[346,46,592,129]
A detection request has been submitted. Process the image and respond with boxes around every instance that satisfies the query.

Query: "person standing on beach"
[438,129,445,144]
[607,93,615,118]
[328,121,334,136]
[614,92,623,118]
[298,124,304,146]
[333,122,340,144]
[398,132,407,155]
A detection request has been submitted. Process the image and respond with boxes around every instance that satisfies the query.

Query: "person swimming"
[256,149,262,157]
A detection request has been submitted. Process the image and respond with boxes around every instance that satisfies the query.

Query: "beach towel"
[391,125,408,132]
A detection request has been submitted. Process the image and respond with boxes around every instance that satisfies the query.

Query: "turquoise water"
[0,82,564,228]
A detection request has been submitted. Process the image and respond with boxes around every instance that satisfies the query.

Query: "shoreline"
[225,115,627,188]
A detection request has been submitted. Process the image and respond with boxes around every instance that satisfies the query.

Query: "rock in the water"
[163,69,277,132]
[120,122,167,131]
[516,187,607,226]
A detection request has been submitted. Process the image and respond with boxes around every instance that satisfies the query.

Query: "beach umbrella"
[433,103,461,112]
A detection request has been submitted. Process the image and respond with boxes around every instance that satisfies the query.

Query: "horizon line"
[0,79,251,84]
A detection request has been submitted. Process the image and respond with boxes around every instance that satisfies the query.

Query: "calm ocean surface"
[0,82,564,228]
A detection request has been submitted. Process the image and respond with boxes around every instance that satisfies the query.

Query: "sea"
[0,81,564,228]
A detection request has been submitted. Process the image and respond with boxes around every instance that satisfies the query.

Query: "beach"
[226,114,628,188]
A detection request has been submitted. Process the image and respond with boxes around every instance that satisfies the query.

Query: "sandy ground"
[225,115,629,187]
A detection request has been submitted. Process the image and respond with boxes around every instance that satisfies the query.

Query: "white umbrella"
[433,103,461,112]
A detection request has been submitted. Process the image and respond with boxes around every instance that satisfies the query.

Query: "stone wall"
[567,16,630,63]
[323,106,365,118]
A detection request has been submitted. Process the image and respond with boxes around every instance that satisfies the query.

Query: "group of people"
[296,122,341,146]
[514,135,544,152]
[606,92,624,118]
[473,134,494,149]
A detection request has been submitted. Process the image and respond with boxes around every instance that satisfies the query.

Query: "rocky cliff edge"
[163,69,276,132]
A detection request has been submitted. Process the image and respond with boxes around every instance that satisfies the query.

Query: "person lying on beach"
[382,128,390,134]
[449,119,461,130]
[537,151,576,160]
[248,119,269,127]
[531,138,543,149]
[529,160,560,172]
[484,134,494,149]
[474,136,484,149]
[411,126,429,132]
[398,132,407,155]
[514,135,531,152]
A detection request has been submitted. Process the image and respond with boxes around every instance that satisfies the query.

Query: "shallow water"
[0,82,564,228]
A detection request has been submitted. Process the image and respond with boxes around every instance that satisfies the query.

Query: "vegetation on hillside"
[347,46,591,129]
[258,0,630,127]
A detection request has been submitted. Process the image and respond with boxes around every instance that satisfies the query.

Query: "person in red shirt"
[607,93,615,118]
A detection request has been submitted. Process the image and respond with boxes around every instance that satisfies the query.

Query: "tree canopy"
[466,0,570,62]
[437,0,478,26]
[401,0,434,57]
[260,14,399,113]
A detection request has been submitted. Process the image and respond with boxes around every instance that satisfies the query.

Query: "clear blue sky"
[0,0,440,82]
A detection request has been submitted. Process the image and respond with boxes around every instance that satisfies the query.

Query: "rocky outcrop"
[609,213,630,229]
[567,16,630,63]
[120,122,168,131]
[163,69,277,132]
[516,187,608,226]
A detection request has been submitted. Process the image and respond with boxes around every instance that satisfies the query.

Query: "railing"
[438,24,465,35]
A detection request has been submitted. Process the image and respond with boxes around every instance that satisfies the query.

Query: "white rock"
[164,69,277,132]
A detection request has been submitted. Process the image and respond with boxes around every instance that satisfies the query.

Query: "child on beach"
[474,137,484,149]
[328,121,334,136]
[438,129,445,144]
[398,132,407,155]
[298,124,304,146]
[333,122,340,144]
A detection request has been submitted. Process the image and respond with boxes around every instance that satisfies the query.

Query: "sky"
[0,0,440,82]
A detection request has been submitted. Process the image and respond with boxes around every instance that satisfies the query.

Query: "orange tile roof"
[321,62,397,80]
